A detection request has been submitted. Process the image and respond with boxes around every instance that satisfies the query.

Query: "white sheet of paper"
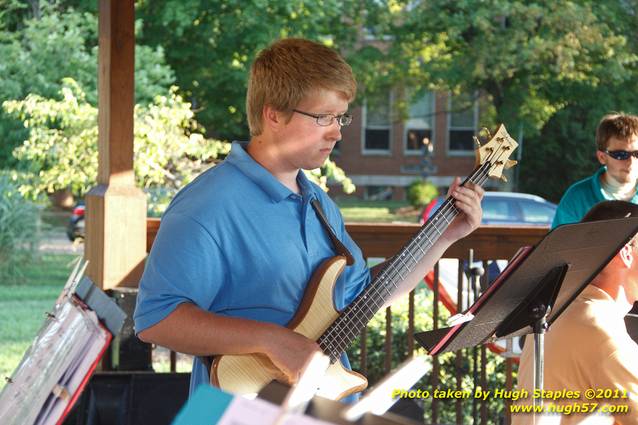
[217,396,280,425]
[216,395,336,425]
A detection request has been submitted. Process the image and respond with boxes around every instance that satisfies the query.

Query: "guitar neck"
[317,161,493,362]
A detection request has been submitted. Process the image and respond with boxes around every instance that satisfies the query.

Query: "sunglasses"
[601,149,638,161]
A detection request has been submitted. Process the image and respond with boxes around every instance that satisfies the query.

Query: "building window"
[363,90,391,153]
[448,93,478,154]
[405,91,434,154]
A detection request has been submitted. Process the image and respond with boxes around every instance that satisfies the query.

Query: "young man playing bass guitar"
[134,38,484,399]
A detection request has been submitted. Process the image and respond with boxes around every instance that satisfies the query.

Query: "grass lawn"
[0,252,192,389]
[0,254,79,390]
[336,199,420,223]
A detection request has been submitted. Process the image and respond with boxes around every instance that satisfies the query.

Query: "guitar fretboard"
[317,161,493,362]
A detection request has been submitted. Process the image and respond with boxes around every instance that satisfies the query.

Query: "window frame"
[362,90,393,155]
[446,92,479,157]
[403,91,436,157]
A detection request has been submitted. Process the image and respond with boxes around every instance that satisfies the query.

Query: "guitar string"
[326,169,490,357]
[319,166,486,357]
[325,168,490,358]
[318,163,494,359]
[319,140,512,359]
[323,142,513,356]
[319,185,471,359]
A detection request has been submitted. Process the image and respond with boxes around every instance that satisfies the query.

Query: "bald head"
[582,201,638,306]
[581,200,638,223]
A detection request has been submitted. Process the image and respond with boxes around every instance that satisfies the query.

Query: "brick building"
[332,91,512,200]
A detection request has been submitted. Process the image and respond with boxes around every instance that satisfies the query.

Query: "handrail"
[147,218,548,259]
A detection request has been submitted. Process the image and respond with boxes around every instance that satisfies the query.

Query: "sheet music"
[217,396,280,425]
[0,297,108,425]
[216,395,335,425]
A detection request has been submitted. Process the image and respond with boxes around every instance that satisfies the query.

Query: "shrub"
[0,173,40,284]
[5,79,355,209]
[346,284,509,424]
[407,179,438,208]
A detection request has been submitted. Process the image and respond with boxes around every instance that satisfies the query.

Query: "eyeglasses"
[292,109,353,127]
[602,149,638,161]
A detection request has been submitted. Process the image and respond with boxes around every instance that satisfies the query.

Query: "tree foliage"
[5,79,228,201]
[379,1,633,130]
[354,0,638,200]
[1,3,356,198]
[5,79,354,208]
[0,6,175,104]
[135,0,374,139]
[0,6,175,166]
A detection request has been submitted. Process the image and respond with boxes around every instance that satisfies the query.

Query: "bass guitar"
[210,124,518,400]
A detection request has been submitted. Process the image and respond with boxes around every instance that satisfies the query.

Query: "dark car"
[421,191,557,226]
[66,202,85,241]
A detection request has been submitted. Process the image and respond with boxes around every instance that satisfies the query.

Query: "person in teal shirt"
[134,38,484,397]
[552,114,638,229]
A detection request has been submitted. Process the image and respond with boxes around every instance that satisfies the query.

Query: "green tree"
[5,79,354,207]
[135,0,376,140]
[0,6,175,167]
[0,0,30,31]
[5,79,226,201]
[354,1,638,198]
[382,1,636,135]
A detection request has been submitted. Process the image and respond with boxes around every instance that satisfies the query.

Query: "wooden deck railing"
[145,218,548,424]
[146,220,547,261]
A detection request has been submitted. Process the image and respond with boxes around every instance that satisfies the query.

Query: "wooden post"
[86,0,146,290]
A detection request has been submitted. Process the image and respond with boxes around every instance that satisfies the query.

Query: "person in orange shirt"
[514,200,638,425]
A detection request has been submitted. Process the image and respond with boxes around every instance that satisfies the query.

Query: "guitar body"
[210,256,368,400]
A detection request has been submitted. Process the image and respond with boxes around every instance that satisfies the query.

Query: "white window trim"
[403,92,436,156]
[446,93,479,157]
[362,91,393,156]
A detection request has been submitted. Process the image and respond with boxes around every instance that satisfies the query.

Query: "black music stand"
[414,218,638,407]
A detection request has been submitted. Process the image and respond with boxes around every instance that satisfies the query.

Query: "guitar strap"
[201,198,355,376]
[310,198,355,266]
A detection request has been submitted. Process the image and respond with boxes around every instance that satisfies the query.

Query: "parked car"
[421,191,557,226]
[66,202,85,241]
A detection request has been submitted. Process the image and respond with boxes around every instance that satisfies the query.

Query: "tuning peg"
[504,159,517,169]
[478,127,492,143]
[473,136,481,148]
[500,175,508,183]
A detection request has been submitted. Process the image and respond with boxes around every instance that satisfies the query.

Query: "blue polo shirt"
[134,142,371,394]
[552,167,638,228]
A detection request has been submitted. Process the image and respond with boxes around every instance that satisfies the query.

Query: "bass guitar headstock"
[474,124,518,182]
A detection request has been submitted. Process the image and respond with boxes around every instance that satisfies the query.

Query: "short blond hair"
[595,113,638,150]
[246,38,357,136]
